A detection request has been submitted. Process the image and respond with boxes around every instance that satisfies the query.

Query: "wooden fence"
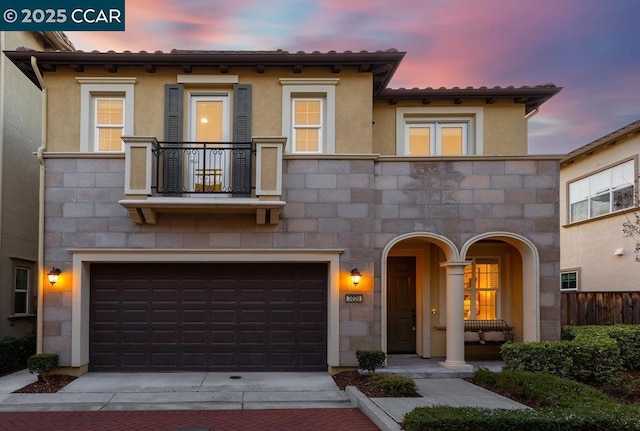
[562,292,640,326]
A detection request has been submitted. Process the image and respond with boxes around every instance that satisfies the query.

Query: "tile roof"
[561,117,640,164]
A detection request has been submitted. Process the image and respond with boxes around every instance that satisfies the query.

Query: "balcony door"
[189,95,230,194]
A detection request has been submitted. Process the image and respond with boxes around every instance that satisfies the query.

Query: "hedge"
[0,333,36,375]
[402,370,640,431]
[502,331,624,383]
[563,324,640,370]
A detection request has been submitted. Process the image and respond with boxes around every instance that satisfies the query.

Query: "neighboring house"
[560,119,640,324]
[5,48,561,374]
[0,32,73,339]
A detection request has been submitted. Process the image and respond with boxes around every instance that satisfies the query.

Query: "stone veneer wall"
[42,157,560,366]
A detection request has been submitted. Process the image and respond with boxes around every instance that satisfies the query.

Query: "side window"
[95,97,125,151]
[77,78,136,152]
[14,266,31,315]
[560,271,578,291]
[280,78,338,154]
[396,107,483,156]
[568,160,635,223]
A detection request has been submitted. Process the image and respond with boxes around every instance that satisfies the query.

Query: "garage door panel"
[123,310,148,322]
[90,262,327,371]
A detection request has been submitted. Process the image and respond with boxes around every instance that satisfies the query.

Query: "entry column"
[439,261,473,370]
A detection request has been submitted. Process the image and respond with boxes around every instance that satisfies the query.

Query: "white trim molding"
[280,78,339,155]
[76,77,136,153]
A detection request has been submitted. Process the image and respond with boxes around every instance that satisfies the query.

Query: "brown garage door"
[90,262,327,371]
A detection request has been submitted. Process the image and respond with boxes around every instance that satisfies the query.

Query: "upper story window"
[95,97,125,151]
[406,121,469,156]
[292,98,323,153]
[568,159,635,223]
[396,107,483,156]
[281,78,338,154]
[77,77,136,152]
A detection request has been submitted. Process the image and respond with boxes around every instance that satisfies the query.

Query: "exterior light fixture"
[47,267,61,286]
[350,268,362,287]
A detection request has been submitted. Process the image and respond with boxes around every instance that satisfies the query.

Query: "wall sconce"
[47,267,61,286]
[350,268,362,287]
[431,308,437,315]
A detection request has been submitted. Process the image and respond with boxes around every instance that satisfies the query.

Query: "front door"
[387,256,416,353]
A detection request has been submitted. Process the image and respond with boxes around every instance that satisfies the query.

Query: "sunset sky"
[65,0,640,155]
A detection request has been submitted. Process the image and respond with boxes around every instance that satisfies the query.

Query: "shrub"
[501,336,623,383]
[404,371,640,431]
[0,333,36,374]
[370,374,417,396]
[563,324,640,371]
[27,353,59,383]
[355,350,386,374]
[472,366,500,387]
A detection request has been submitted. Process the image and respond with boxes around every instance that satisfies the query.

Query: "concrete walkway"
[0,362,529,431]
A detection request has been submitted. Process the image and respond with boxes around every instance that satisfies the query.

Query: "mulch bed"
[14,375,77,394]
[332,370,420,398]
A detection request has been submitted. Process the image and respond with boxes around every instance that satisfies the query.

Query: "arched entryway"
[461,232,540,343]
[382,231,540,369]
[381,233,458,360]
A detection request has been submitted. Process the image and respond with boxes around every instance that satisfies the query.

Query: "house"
[0,32,73,340]
[5,47,561,374]
[560,119,640,325]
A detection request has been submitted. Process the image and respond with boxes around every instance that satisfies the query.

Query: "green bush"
[563,324,640,371]
[403,370,640,431]
[0,333,36,374]
[501,336,623,383]
[472,366,500,387]
[369,374,417,396]
[27,353,59,383]
[355,350,386,374]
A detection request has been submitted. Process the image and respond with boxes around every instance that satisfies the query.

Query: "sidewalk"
[0,367,529,431]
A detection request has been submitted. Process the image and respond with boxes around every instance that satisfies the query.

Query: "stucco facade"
[560,119,640,292]
[6,48,561,373]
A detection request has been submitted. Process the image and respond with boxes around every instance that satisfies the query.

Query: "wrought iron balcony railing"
[153,142,253,196]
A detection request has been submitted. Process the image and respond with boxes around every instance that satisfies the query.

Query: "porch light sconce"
[431,308,437,315]
[47,267,61,286]
[350,268,362,287]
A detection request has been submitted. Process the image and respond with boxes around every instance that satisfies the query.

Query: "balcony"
[119,136,286,225]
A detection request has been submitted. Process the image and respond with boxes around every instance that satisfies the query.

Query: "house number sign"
[345,294,363,303]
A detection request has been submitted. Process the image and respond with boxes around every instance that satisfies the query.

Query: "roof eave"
[377,86,562,114]
[561,118,640,165]
[3,49,406,92]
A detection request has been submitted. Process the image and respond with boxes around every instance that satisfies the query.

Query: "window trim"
[280,78,338,154]
[560,269,579,291]
[396,107,483,156]
[77,77,136,152]
[567,158,636,223]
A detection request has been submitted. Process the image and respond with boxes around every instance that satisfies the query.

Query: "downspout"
[31,56,46,354]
